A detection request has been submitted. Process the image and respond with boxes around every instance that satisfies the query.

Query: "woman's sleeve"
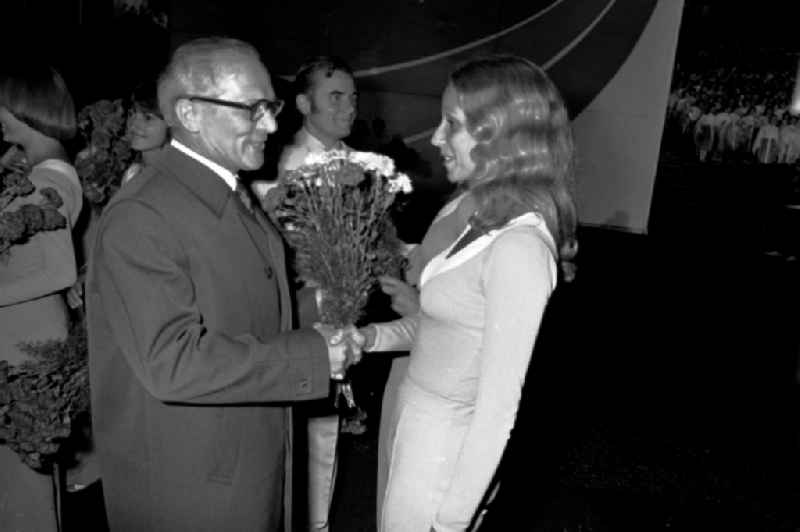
[0,168,79,306]
[370,316,419,352]
[434,230,556,531]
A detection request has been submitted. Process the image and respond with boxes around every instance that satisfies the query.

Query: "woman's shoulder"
[490,223,554,258]
[28,159,83,218]
[495,213,554,247]
[30,159,80,192]
[485,223,558,287]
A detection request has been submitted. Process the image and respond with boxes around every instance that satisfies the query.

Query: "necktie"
[235,181,254,214]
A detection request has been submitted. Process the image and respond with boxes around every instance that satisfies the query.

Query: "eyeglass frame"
[182,95,284,122]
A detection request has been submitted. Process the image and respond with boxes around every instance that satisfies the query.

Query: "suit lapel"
[234,203,293,332]
[157,147,294,332]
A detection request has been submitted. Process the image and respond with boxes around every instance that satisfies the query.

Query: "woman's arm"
[433,229,556,531]
[360,315,419,353]
[357,274,421,353]
[0,167,79,306]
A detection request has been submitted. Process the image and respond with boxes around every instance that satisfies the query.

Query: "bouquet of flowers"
[75,99,135,210]
[0,321,89,472]
[267,149,412,406]
[0,146,67,260]
[269,150,412,325]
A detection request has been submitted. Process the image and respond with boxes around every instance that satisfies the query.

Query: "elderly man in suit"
[87,37,356,532]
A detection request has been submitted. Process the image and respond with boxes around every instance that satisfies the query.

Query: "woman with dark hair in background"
[359,55,578,531]
[121,79,169,185]
[65,78,168,314]
[0,62,82,531]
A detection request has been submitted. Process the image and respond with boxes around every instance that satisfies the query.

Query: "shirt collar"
[299,126,346,152]
[171,139,239,191]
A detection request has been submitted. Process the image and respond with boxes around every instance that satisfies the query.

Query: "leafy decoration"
[75,99,135,210]
[0,151,67,260]
[0,321,89,473]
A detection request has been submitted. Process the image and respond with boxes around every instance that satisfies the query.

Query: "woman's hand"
[378,275,420,317]
[357,324,377,352]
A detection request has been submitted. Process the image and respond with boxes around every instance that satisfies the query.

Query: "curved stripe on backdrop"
[348,0,657,146]
[352,0,571,79]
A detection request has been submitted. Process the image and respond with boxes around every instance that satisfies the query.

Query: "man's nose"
[341,96,356,113]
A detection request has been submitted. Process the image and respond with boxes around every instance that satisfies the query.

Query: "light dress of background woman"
[359,55,578,532]
[0,63,82,532]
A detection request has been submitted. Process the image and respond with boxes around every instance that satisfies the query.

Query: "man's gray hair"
[157,37,261,127]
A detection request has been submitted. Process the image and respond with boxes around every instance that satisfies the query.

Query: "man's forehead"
[215,58,274,97]
[312,69,355,93]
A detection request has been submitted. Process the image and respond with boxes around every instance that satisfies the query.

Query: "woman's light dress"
[374,212,557,531]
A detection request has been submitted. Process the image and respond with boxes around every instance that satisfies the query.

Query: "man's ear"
[296,93,311,116]
[175,99,202,133]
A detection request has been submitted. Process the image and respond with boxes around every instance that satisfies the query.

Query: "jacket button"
[265,266,274,279]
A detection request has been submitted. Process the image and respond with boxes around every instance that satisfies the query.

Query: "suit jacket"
[86,145,331,532]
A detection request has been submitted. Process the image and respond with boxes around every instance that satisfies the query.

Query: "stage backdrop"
[168,0,684,233]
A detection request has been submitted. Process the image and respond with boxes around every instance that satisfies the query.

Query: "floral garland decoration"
[75,99,135,211]
[0,147,67,261]
[0,321,89,472]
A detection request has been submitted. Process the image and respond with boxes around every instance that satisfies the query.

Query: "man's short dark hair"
[293,56,353,96]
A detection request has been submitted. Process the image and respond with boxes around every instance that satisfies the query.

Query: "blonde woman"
[361,55,578,531]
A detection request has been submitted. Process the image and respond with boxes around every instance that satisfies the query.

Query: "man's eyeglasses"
[184,95,284,122]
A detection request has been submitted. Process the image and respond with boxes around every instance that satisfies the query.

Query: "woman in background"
[0,63,82,531]
[361,55,578,531]
[121,79,169,184]
[67,79,168,312]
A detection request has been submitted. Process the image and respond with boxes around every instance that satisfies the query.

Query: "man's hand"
[313,323,363,379]
[378,275,420,317]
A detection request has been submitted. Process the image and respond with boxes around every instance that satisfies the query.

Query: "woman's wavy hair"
[0,63,76,142]
[451,54,578,280]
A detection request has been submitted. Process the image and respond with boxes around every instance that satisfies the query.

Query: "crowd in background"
[667,54,800,165]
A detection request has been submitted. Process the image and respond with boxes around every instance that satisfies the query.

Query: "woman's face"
[127,108,168,153]
[431,84,477,183]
